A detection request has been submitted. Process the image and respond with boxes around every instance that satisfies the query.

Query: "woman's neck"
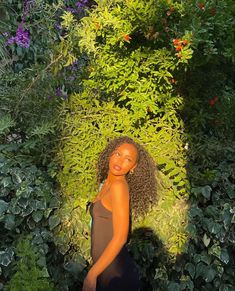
[106,172,126,183]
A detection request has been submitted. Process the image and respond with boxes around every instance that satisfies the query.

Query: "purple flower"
[6,36,16,45]
[65,7,78,13]
[54,23,62,30]
[6,26,30,48]
[72,60,78,66]
[15,26,30,48]
[22,0,35,21]
[55,87,62,97]
[76,0,88,9]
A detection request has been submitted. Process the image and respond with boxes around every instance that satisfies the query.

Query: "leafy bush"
[0,0,234,290]
[54,0,235,289]
[164,137,235,291]
[54,0,191,282]
[0,144,62,287]
[4,236,54,291]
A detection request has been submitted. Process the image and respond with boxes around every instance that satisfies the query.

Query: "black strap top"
[89,200,113,263]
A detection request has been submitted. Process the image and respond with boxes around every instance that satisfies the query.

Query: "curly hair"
[97,136,157,219]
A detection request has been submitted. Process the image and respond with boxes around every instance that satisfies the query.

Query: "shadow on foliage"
[178,52,235,290]
[128,227,169,291]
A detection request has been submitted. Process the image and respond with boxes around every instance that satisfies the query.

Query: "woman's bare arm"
[88,180,130,278]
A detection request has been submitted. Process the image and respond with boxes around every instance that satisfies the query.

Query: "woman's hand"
[82,271,97,291]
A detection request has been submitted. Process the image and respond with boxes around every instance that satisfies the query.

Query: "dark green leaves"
[0,248,14,267]
[48,215,60,230]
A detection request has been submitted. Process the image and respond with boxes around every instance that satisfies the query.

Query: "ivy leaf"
[4,214,15,230]
[32,210,44,223]
[195,262,207,278]
[203,267,217,282]
[167,282,180,291]
[201,185,212,199]
[202,233,211,247]
[231,214,235,224]
[0,200,8,215]
[0,249,14,267]
[36,200,47,210]
[1,177,12,188]
[209,244,221,259]
[185,262,195,279]
[64,254,86,275]
[49,197,61,209]
[220,248,229,264]
[49,215,60,230]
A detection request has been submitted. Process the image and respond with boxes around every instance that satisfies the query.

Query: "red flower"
[209,99,215,106]
[209,96,219,106]
[210,7,217,16]
[198,3,205,11]
[123,34,132,42]
[182,39,188,45]
[166,7,174,16]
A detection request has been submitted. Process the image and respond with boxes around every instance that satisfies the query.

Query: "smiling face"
[108,143,138,177]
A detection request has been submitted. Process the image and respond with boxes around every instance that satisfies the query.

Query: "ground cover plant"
[0,0,234,290]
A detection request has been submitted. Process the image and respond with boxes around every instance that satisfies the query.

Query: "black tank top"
[89,200,140,291]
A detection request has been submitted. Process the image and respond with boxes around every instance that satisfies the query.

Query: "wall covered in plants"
[0,0,234,290]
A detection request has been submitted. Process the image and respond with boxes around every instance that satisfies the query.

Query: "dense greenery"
[0,0,234,290]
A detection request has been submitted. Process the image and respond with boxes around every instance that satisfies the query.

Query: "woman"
[83,136,157,291]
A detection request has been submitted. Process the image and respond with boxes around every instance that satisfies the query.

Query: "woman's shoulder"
[109,179,129,199]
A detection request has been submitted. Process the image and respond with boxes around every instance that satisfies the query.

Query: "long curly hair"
[97,136,157,219]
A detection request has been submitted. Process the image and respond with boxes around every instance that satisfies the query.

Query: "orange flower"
[173,38,181,46]
[123,34,132,42]
[182,39,188,45]
[95,22,101,30]
[175,44,182,51]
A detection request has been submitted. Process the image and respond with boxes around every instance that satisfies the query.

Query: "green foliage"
[0,1,77,289]
[4,236,54,291]
[171,137,235,291]
[0,144,62,285]
[0,0,61,71]
[54,0,235,289]
[0,115,16,135]
[56,93,189,258]
[0,0,234,290]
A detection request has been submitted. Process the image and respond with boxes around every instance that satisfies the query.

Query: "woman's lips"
[113,165,121,171]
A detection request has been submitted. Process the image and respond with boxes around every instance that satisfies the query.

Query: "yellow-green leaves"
[56,0,192,259]
[61,11,75,29]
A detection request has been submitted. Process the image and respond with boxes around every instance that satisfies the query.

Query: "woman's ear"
[131,163,137,172]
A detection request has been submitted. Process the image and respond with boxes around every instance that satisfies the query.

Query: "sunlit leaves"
[61,12,75,29]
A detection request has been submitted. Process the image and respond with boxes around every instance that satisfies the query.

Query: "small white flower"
[184,143,189,150]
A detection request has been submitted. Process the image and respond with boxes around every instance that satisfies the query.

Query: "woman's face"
[108,143,138,177]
